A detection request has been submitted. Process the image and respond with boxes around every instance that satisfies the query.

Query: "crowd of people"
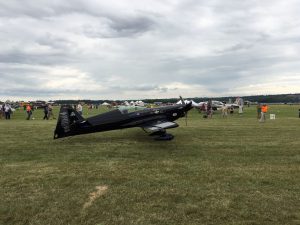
[198,98,269,122]
[41,104,56,120]
[1,100,271,122]
[0,101,98,121]
[0,102,13,120]
[0,102,57,120]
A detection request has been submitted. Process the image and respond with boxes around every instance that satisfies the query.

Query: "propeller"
[179,96,188,126]
[180,96,185,106]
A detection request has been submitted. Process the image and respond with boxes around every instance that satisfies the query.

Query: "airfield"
[1,104,300,225]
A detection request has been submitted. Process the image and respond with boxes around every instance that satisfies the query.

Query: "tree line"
[54,93,300,105]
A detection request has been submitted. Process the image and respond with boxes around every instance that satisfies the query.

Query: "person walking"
[26,104,32,120]
[259,104,268,122]
[4,103,12,120]
[43,104,49,120]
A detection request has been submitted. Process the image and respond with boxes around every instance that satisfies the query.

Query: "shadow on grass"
[53,128,174,145]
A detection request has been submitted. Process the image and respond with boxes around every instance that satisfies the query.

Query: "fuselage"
[68,104,191,137]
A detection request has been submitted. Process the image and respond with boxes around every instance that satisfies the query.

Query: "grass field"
[1,105,300,225]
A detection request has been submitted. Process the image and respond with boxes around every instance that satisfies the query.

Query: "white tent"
[135,100,145,107]
[190,100,200,107]
[101,102,110,106]
[176,100,200,107]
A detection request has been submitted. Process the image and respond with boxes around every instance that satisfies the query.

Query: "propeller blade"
[179,96,185,105]
[179,96,189,126]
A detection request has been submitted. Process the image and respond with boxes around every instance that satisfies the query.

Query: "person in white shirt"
[0,104,3,119]
[77,103,83,116]
[235,97,244,114]
[47,104,56,119]
[221,103,228,118]
[4,103,12,119]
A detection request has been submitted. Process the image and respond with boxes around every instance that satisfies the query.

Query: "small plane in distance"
[54,97,193,140]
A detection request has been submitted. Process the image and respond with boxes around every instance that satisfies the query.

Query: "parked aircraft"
[176,100,200,107]
[199,100,239,110]
[54,97,193,140]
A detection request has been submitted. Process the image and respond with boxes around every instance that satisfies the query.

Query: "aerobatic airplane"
[54,97,193,140]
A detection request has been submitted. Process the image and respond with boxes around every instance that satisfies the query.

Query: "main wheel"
[154,133,174,141]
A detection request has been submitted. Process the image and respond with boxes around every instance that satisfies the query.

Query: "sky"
[1,0,300,101]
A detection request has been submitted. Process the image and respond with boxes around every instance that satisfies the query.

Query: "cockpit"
[117,106,149,114]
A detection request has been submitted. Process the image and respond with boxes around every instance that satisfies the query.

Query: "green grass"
[1,105,300,225]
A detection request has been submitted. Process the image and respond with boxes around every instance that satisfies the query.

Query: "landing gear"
[149,130,174,141]
[154,133,174,141]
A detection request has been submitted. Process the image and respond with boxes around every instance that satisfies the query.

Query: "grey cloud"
[0,87,57,97]
[35,33,75,51]
[109,84,165,92]
[0,87,99,97]
[0,1,83,18]
[0,51,73,65]
[0,1,157,39]
[217,43,253,53]
[109,16,156,37]
[1,85,171,99]
[0,33,80,65]
[0,0,156,36]
[145,50,293,88]
[82,15,156,38]
[0,69,51,91]
[106,84,178,94]
[1,0,300,100]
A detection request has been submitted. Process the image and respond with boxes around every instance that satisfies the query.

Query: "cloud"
[0,0,300,101]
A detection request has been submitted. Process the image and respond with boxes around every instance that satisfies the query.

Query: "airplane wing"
[141,120,179,133]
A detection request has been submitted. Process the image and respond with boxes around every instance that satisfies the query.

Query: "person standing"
[206,100,213,118]
[1,104,4,118]
[47,104,56,119]
[236,97,244,114]
[221,103,228,118]
[256,103,261,119]
[3,104,6,118]
[77,103,83,116]
[4,103,12,120]
[0,103,3,119]
[259,104,268,122]
[200,103,206,114]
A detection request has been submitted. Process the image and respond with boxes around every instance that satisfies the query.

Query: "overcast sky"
[1,0,300,101]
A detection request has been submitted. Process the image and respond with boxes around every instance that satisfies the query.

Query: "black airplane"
[54,97,193,140]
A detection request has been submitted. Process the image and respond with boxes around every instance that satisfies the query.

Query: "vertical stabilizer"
[54,105,84,139]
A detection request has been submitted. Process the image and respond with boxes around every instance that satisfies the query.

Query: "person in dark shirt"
[43,104,49,120]
[206,100,213,118]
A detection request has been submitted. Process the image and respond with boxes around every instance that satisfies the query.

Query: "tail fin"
[54,105,84,139]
